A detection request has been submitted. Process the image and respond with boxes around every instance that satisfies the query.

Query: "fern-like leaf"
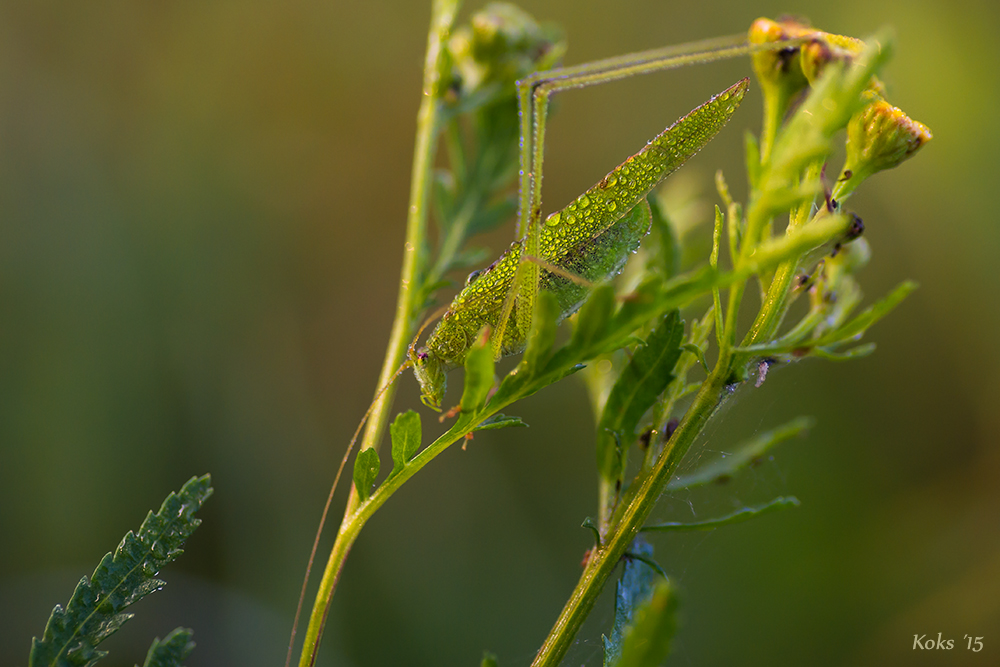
[138,628,195,667]
[29,475,213,667]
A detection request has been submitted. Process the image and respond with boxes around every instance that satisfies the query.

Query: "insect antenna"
[286,359,410,667]
[408,303,451,353]
[287,303,453,666]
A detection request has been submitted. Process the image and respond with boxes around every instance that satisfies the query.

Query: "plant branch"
[295,2,460,665]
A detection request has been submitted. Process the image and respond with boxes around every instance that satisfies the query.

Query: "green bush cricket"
[410,80,747,410]
[408,29,807,411]
[289,9,935,663]
[290,15,838,666]
[320,17,813,546]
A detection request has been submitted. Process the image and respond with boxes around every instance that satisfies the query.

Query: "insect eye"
[417,351,429,361]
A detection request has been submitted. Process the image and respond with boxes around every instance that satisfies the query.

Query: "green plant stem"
[741,161,823,350]
[531,355,734,667]
[303,416,489,665]
[758,87,787,165]
[296,2,459,665]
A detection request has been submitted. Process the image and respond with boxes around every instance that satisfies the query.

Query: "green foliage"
[569,283,617,354]
[612,581,679,667]
[480,651,500,667]
[667,417,813,491]
[353,448,381,501]
[809,280,917,349]
[295,9,932,667]
[596,311,683,482]
[421,2,566,304]
[642,497,801,533]
[461,330,496,412]
[390,410,422,473]
[644,195,679,279]
[138,628,195,667]
[29,476,212,667]
[603,540,658,667]
[471,414,527,432]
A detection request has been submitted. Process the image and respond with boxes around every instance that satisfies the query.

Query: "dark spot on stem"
[845,213,865,240]
[639,429,653,450]
[665,418,679,442]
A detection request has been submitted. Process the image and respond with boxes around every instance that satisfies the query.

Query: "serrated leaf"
[461,330,495,412]
[472,414,527,432]
[604,539,657,667]
[353,448,381,502]
[613,580,678,667]
[642,496,800,533]
[596,311,683,482]
[667,417,812,491]
[138,628,195,667]
[29,476,212,667]
[390,410,422,472]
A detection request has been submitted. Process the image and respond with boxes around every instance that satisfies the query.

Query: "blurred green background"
[1,0,996,665]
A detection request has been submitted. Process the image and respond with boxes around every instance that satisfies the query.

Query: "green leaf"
[522,290,560,376]
[646,195,679,279]
[604,539,657,667]
[29,476,213,667]
[613,580,679,667]
[138,628,195,667]
[571,283,616,354]
[472,414,527,432]
[481,651,499,667]
[461,330,495,412]
[681,343,709,374]
[810,342,876,361]
[810,280,917,348]
[642,496,800,532]
[390,410,422,472]
[582,517,601,547]
[596,311,684,481]
[353,448,381,502]
[667,416,813,490]
[739,212,851,275]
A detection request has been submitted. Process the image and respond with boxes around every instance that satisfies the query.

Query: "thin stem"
[758,86,788,165]
[532,358,733,667]
[741,160,823,348]
[294,2,459,665]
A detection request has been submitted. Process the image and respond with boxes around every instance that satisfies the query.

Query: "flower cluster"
[749,17,931,202]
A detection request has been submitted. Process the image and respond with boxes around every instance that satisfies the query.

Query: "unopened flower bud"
[749,17,810,101]
[448,3,565,99]
[836,95,932,197]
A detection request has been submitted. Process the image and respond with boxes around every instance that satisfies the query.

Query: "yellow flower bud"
[748,17,810,100]
[836,95,932,198]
